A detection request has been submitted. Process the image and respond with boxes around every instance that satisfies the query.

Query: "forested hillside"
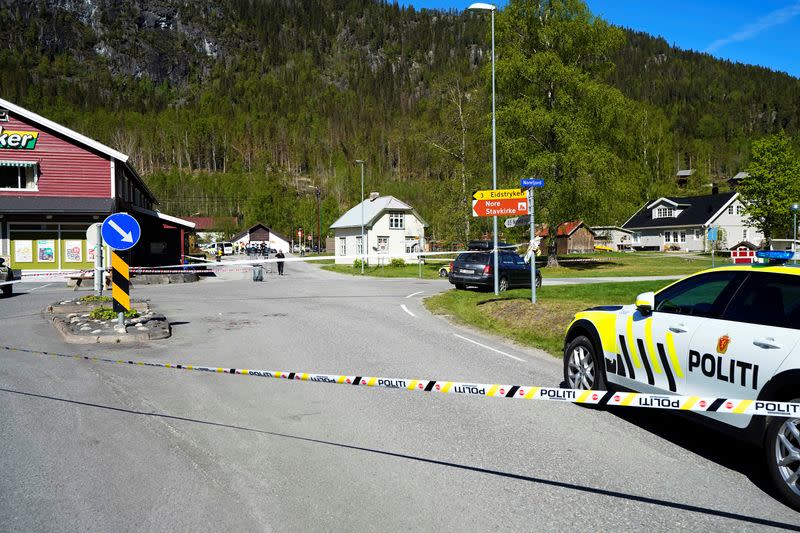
[2,0,798,243]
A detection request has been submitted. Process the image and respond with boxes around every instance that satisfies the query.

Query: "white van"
[208,242,234,256]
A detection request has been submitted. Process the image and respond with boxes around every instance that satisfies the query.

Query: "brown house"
[537,220,596,255]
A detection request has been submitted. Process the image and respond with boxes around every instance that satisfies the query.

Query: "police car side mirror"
[635,292,655,315]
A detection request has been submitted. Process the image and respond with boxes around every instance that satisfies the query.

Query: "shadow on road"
[1,386,797,530]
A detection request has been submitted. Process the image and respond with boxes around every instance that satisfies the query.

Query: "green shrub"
[80,295,112,303]
[353,259,365,269]
[390,258,406,267]
[89,307,139,320]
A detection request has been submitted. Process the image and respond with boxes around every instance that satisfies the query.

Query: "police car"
[563,251,800,510]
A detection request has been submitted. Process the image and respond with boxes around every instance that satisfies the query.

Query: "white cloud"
[705,1,800,53]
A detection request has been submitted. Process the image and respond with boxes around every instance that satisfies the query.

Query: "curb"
[50,315,171,344]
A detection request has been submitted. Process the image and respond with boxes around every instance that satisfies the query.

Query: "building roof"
[590,226,634,234]
[623,192,738,229]
[330,195,428,229]
[231,223,289,244]
[184,217,237,231]
[132,206,195,229]
[537,220,593,238]
[0,97,156,204]
[728,172,749,182]
[676,169,695,177]
[0,196,115,214]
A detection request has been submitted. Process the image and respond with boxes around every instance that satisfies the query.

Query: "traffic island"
[47,296,171,344]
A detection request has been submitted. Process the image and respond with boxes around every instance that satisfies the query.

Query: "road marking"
[453,333,526,362]
[28,283,53,291]
[406,291,424,298]
[400,304,416,317]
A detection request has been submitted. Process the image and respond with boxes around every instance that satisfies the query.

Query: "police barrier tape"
[3,345,798,419]
[126,245,525,271]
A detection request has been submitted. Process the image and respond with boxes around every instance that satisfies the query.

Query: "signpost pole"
[529,188,536,304]
[94,224,103,296]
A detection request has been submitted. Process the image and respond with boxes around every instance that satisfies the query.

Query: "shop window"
[0,162,37,189]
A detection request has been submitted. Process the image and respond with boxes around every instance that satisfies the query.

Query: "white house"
[231,223,291,253]
[330,193,428,265]
[622,192,763,252]
[590,226,635,251]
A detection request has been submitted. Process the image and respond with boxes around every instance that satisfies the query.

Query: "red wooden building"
[0,98,194,271]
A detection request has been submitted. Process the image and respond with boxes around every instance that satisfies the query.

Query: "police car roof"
[703,263,800,276]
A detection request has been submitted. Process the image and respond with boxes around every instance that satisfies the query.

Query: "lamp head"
[791,202,800,212]
[355,159,365,165]
[468,2,496,10]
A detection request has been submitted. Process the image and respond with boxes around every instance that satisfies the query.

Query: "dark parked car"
[448,250,542,291]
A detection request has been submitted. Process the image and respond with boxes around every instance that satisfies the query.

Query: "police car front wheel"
[563,335,605,390]
[765,400,800,511]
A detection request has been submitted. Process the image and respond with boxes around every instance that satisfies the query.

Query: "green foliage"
[2,0,799,246]
[79,295,112,303]
[495,0,654,256]
[390,258,406,267]
[353,259,365,269]
[89,307,139,320]
[740,132,800,243]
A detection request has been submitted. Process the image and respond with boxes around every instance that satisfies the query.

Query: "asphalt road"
[1,262,799,531]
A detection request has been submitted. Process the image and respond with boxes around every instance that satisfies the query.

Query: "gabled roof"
[185,216,237,231]
[231,223,289,244]
[623,192,738,229]
[676,169,695,177]
[729,172,749,181]
[645,197,690,209]
[537,220,593,238]
[330,195,428,229]
[132,206,195,229]
[590,226,634,234]
[0,97,128,162]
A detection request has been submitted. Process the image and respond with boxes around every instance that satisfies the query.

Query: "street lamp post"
[355,160,366,274]
[791,203,800,264]
[469,2,499,295]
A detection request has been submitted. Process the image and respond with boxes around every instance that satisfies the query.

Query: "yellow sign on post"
[473,188,527,201]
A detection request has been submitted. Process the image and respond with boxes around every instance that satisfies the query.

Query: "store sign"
[0,126,39,150]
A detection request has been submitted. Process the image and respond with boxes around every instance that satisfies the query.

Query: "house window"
[633,232,641,243]
[0,162,37,189]
[356,236,363,255]
[728,205,734,215]
[679,231,686,243]
[655,207,674,219]
[389,212,405,229]
[664,232,671,243]
[736,204,743,215]
[743,229,749,241]
[377,236,389,252]
[694,229,700,240]
[339,237,346,256]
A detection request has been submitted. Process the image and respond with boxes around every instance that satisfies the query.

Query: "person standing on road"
[276,250,285,276]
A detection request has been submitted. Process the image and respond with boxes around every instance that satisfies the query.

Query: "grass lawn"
[540,251,716,278]
[320,252,720,280]
[424,280,674,357]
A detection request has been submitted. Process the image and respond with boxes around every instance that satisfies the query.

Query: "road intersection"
[1,261,798,530]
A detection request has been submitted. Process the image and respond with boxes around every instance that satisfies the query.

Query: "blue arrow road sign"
[708,226,718,242]
[521,178,544,188]
[101,213,141,251]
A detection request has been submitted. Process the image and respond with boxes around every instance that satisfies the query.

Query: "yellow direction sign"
[473,188,526,201]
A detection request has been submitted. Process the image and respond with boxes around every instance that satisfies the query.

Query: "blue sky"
[406,1,800,78]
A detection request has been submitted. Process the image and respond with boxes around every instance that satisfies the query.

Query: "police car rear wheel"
[766,399,800,511]
[564,336,605,390]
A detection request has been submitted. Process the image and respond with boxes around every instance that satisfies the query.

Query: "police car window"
[514,255,526,266]
[722,273,800,329]
[501,253,514,265]
[654,271,741,318]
